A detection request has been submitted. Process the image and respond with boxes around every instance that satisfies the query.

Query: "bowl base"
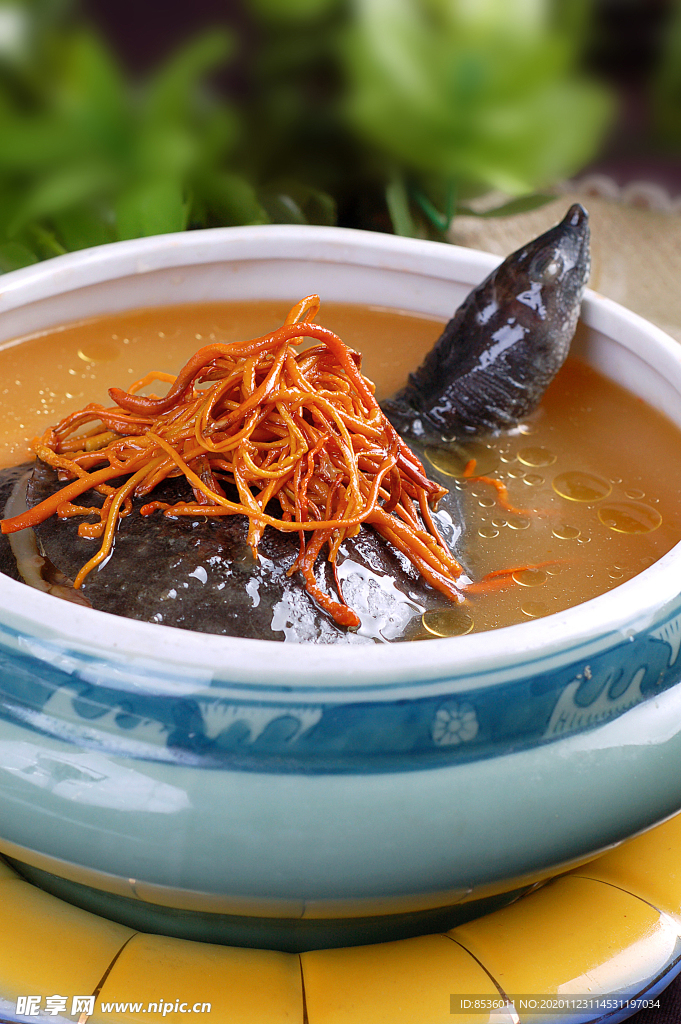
[7,857,532,952]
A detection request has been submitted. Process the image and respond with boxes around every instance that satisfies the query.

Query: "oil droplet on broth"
[517,446,557,468]
[512,568,548,587]
[625,488,645,500]
[425,441,499,478]
[506,514,531,530]
[77,341,121,364]
[552,471,612,502]
[552,525,580,540]
[598,502,662,534]
[422,608,474,637]
[478,526,499,539]
[522,601,548,618]
[523,473,544,486]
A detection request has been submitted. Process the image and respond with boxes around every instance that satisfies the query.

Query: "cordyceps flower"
[1,295,472,629]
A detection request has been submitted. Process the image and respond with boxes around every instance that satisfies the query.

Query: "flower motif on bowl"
[431,702,479,746]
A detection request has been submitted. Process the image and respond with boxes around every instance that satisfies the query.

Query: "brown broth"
[2,300,681,637]
[0,301,442,469]
[419,359,681,634]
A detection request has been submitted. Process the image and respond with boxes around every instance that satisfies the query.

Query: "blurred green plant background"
[0,0,656,272]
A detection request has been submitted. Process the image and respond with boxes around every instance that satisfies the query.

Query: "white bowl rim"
[0,223,680,692]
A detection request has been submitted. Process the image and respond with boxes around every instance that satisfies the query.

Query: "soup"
[2,300,681,640]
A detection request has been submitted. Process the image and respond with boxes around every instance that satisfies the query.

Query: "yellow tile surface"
[3,817,680,1024]
[301,933,510,1024]
[450,876,677,1007]
[89,932,303,1024]
[0,877,133,1002]
[572,812,681,921]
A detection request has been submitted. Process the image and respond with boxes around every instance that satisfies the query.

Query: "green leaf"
[115,178,187,240]
[260,191,307,224]
[27,224,67,259]
[196,172,269,226]
[0,242,39,273]
[7,164,115,236]
[298,185,336,227]
[145,31,234,124]
[194,106,240,165]
[250,0,341,22]
[0,187,24,239]
[652,0,681,147]
[411,180,457,233]
[60,30,129,135]
[342,0,614,197]
[0,8,255,254]
[385,171,415,236]
[259,180,337,226]
[134,125,198,179]
[51,205,115,251]
[0,119,90,172]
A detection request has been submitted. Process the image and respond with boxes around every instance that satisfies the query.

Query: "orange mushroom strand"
[1,295,475,627]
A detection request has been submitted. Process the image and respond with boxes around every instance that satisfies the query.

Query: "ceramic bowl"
[1,226,681,951]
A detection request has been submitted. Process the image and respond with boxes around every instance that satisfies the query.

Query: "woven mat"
[451,192,681,343]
